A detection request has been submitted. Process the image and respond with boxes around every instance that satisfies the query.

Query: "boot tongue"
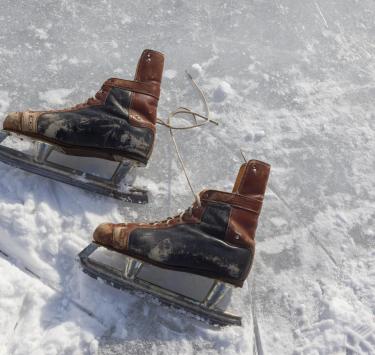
[134,49,164,83]
[232,160,270,198]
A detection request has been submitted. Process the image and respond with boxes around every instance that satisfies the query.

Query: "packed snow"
[0,0,374,354]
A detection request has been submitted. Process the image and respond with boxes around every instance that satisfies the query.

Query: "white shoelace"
[157,71,217,207]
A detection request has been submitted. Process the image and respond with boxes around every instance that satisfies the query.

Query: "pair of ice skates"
[0,49,270,326]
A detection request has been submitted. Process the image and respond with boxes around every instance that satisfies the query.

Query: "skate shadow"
[39,266,230,355]
[0,151,147,218]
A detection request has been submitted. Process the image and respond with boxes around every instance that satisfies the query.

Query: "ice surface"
[0,0,374,354]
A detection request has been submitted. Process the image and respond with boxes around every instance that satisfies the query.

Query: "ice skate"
[79,159,270,325]
[0,49,164,203]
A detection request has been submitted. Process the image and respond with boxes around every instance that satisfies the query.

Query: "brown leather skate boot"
[93,160,270,287]
[3,49,164,165]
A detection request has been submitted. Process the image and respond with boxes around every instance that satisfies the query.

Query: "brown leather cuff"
[105,78,161,99]
[200,190,263,214]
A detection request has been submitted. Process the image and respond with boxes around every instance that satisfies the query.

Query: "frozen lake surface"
[0,0,374,354]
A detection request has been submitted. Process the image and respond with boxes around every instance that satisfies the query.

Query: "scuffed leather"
[37,87,154,163]
[126,202,254,283]
[128,224,252,281]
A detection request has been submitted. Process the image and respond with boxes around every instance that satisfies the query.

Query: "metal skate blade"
[79,243,242,326]
[48,150,119,180]
[0,130,147,203]
[88,245,228,303]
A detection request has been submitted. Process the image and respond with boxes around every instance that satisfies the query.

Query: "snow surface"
[0,0,375,354]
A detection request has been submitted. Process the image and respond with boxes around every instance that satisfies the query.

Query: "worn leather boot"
[93,160,270,287]
[3,49,164,164]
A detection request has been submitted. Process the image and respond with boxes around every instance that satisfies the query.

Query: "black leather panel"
[104,87,132,117]
[128,221,252,283]
[200,202,230,241]
[36,87,153,162]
